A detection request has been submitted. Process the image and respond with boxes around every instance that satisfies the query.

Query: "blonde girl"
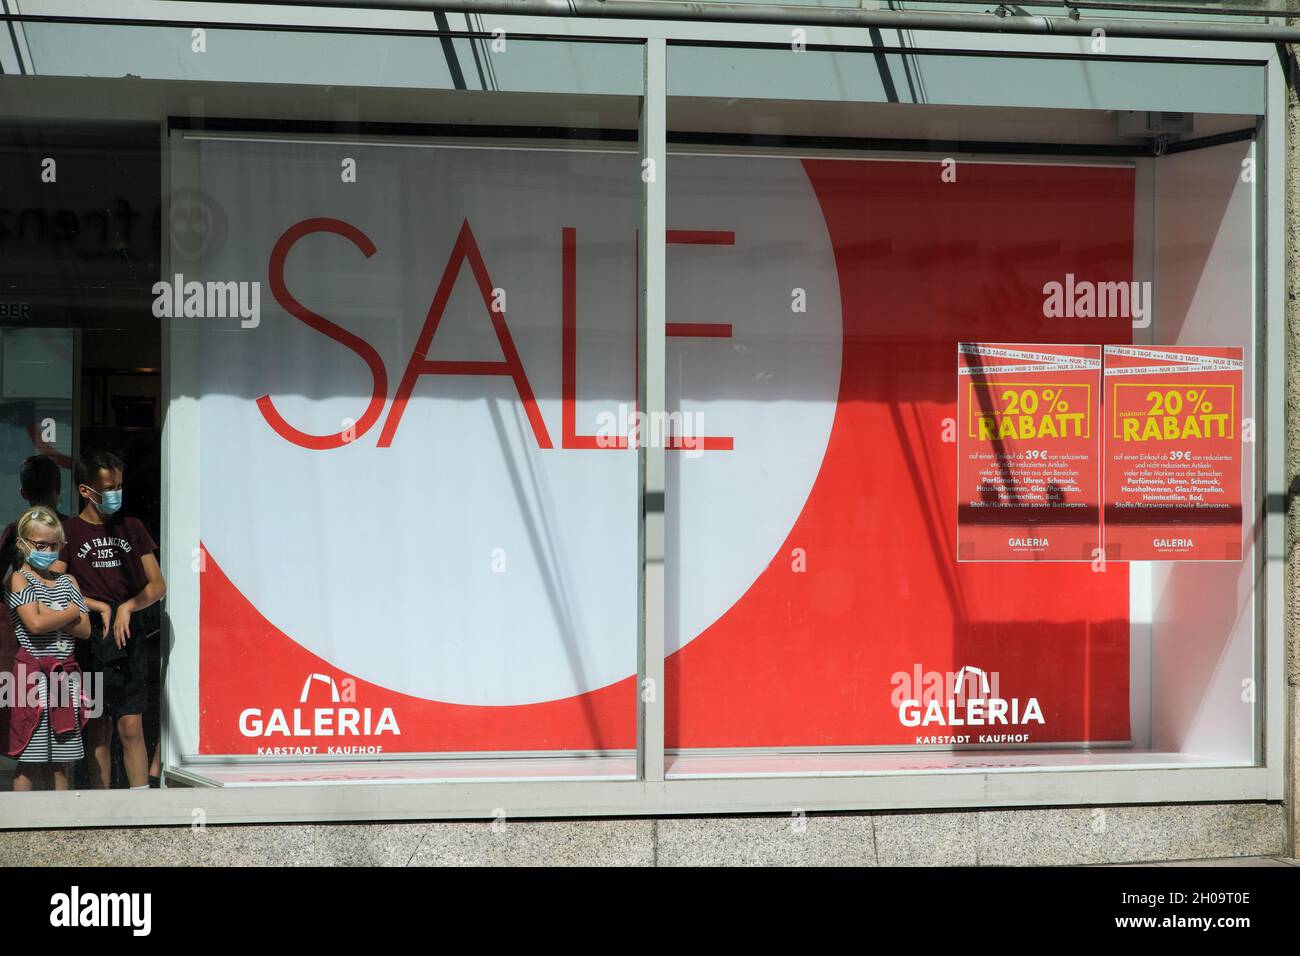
[5,505,90,790]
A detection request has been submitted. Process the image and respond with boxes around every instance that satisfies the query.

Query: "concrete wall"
[0,802,1286,866]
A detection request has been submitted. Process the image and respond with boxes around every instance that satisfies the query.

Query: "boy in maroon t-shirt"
[61,451,166,790]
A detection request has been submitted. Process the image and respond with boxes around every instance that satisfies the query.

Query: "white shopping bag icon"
[299,672,340,704]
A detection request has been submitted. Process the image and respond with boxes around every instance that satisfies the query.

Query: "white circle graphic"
[195,143,841,705]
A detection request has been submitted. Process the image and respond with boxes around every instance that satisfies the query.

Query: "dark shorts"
[76,616,149,721]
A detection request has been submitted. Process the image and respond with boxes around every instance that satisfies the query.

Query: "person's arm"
[9,572,81,636]
[83,594,112,635]
[111,552,166,646]
[63,576,91,641]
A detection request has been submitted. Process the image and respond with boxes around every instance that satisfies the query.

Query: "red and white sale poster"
[956,343,1102,562]
[176,139,1136,756]
[1102,345,1245,561]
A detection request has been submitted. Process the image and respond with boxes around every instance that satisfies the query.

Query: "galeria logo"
[238,672,400,742]
[890,664,1044,744]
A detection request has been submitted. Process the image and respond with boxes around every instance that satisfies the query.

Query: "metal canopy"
[160,0,1300,42]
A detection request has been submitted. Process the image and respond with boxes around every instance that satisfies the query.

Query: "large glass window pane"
[0,22,644,789]
[663,43,1263,776]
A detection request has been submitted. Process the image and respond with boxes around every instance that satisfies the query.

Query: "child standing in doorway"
[6,505,90,790]
[61,451,165,791]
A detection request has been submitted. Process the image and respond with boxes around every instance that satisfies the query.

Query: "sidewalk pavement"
[1104,856,1299,867]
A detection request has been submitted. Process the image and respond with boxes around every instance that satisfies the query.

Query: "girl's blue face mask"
[23,543,58,570]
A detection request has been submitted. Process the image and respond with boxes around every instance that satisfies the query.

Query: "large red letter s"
[260,218,388,450]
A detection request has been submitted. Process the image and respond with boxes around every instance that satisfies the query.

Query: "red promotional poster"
[185,141,1135,756]
[1102,345,1245,561]
[956,344,1102,562]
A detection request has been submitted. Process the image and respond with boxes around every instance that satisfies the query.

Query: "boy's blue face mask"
[90,487,122,516]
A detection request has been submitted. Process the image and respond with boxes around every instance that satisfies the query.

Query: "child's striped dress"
[8,567,88,762]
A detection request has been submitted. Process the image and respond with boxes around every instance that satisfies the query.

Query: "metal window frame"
[0,5,1286,828]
